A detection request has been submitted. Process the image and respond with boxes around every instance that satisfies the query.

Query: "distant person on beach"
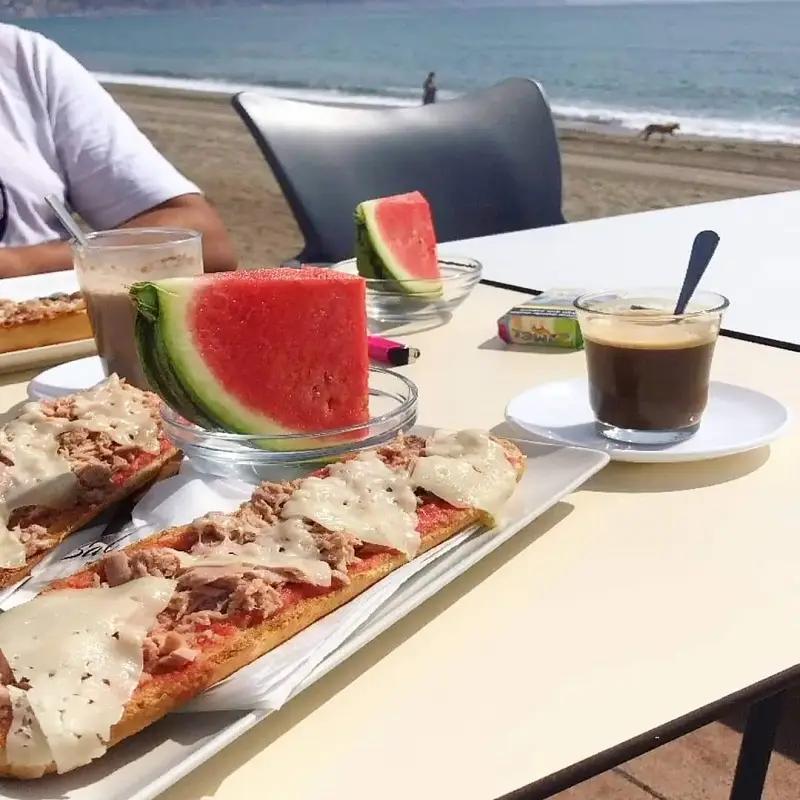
[0,23,236,278]
[422,72,437,105]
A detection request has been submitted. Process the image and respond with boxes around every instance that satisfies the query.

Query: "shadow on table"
[0,398,32,425]
[5,397,29,413]
[477,336,574,354]
[585,446,770,494]
[496,421,770,493]
[0,367,38,388]
[368,315,452,336]
[156,501,576,800]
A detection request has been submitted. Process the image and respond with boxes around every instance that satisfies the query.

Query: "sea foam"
[96,71,800,145]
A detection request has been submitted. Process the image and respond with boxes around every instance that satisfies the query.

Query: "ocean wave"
[94,71,424,108]
[95,71,800,144]
[551,101,800,144]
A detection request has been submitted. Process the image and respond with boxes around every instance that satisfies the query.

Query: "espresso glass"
[574,289,729,445]
[73,229,203,390]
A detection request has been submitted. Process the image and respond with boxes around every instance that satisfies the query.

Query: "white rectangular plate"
[0,439,608,800]
[0,270,94,374]
[0,270,80,302]
[0,339,96,376]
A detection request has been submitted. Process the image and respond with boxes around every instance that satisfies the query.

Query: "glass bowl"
[333,255,482,323]
[160,367,418,482]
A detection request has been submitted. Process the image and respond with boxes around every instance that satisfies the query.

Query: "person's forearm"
[122,196,237,272]
[0,196,237,278]
[0,241,74,278]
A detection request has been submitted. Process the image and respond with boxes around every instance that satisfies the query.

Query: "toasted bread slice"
[0,439,524,779]
[0,310,93,354]
[0,446,181,591]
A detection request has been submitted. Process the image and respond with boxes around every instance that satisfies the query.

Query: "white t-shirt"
[0,23,199,247]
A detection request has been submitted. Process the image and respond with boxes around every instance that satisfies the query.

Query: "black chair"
[232,78,565,264]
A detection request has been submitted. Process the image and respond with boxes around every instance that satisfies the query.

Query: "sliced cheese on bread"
[0,577,175,775]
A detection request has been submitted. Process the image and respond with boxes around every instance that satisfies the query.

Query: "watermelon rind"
[354,205,385,280]
[137,278,295,435]
[131,279,351,452]
[355,199,443,298]
[132,283,217,430]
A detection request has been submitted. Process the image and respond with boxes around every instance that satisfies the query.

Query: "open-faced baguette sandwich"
[0,429,524,779]
[0,376,181,590]
[0,293,92,354]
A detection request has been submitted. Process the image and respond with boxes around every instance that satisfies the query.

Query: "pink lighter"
[367,335,421,366]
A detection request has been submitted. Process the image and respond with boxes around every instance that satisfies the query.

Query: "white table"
[452,190,800,348]
[1,241,797,800]
[6,191,799,348]
[144,283,799,800]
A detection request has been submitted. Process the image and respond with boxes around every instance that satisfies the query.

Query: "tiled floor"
[554,694,800,800]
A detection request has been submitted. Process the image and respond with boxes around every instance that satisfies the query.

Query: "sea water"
[12,0,800,143]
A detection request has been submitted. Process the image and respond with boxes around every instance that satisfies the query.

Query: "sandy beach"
[108,84,800,268]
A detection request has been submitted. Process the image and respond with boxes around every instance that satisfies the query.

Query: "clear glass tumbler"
[574,289,729,445]
[73,228,203,390]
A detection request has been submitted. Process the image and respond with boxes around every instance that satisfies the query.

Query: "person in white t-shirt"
[0,23,236,277]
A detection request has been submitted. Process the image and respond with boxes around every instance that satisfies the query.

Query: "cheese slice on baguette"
[0,376,181,589]
[0,431,524,779]
[2,577,175,774]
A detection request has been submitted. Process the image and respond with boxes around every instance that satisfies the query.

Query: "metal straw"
[45,194,89,246]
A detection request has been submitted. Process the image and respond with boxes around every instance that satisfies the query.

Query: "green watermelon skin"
[355,206,384,280]
[133,284,217,430]
[131,268,370,447]
[355,191,443,297]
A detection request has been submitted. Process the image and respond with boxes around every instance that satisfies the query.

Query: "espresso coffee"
[584,321,717,431]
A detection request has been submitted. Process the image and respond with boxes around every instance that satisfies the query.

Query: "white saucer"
[505,378,791,463]
[28,355,105,401]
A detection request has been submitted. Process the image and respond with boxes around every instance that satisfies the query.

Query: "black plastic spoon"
[674,230,720,314]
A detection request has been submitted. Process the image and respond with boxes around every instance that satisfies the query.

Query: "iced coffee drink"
[73,229,203,389]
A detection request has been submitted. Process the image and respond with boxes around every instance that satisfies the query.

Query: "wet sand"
[107,84,800,268]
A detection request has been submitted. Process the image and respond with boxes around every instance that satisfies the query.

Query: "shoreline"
[97,72,800,146]
[106,83,800,268]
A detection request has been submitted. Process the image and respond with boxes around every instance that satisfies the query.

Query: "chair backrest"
[233,78,565,264]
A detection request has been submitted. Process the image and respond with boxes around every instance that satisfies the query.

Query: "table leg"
[729,690,785,800]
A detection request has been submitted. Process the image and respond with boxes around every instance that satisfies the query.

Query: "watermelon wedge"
[355,191,443,296]
[131,268,370,448]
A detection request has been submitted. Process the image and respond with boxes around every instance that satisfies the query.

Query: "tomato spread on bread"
[0,430,524,778]
[0,376,179,585]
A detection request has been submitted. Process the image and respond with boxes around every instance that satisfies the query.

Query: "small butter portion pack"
[497,289,585,349]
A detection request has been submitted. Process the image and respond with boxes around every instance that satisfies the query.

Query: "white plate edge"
[505,379,793,463]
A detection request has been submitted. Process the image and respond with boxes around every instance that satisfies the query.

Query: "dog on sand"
[640,122,680,141]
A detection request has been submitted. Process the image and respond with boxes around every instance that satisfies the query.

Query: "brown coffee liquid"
[84,289,149,390]
[584,336,716,430]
